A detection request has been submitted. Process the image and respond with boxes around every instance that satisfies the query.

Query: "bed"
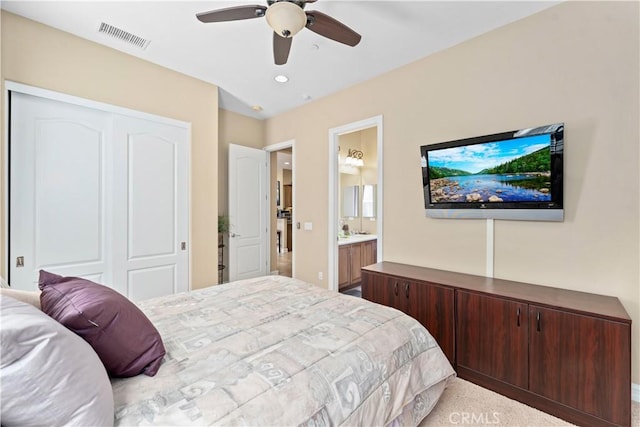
[0,274,455,426]
[111,275,455,426]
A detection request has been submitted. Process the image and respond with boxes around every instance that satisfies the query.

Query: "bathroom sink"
[338,234,377,245]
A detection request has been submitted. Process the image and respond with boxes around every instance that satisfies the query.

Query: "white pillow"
[0,288,41,309]
[0,295,115,426]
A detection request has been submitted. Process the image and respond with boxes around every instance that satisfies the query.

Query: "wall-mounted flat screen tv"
[420,123,564,221]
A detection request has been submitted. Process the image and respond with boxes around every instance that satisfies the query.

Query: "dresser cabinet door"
[362,271,394,308]
[363,273,455,363]
[528,305,631,426]
[378,276,406,312]
[456,291,529,388]
[405,281,455,364]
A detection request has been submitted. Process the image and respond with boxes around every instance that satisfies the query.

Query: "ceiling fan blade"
[196,5,267,23]
[305,10,361,47]
[274,33,293,65]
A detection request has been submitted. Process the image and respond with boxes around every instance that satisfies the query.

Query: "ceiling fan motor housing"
[266,0,307,8]
[196,0,360,65]
[266,0,307,38]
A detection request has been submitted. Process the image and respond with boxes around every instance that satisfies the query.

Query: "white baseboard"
[633,383,640,402]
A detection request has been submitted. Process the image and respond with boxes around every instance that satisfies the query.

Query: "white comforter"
[112,275,455,426]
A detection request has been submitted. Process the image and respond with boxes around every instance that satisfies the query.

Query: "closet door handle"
[516,307,521,327]
[536,311,541,332]
[394,281,399,296]
[405,282,409,298]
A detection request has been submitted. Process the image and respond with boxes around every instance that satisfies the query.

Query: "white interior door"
[228,144,267,281]
[9,90,189,299]
[10,92,113,290]
[112,115,189,300]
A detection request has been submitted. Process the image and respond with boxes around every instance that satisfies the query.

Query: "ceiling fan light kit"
[196,0,361,65]
[266,1,307,38]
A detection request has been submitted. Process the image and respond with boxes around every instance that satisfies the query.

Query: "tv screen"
[420,123,564,221]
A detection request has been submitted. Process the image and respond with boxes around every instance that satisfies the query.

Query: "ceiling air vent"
[98,22,150,50]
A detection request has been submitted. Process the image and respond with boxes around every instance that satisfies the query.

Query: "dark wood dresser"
[362,261,631,427]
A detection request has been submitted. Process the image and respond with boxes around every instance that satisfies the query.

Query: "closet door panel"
[35,120,103,265]
[128,264,176,302]
[127,133,176,259]
[9,92,112,290]
[112,114,189,301]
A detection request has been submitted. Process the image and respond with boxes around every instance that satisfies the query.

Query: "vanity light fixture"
[345,149,364,167]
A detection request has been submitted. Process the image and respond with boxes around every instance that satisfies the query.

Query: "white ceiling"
[1,1,559,120]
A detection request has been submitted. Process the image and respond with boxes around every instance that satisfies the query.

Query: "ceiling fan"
[196,0,362,65]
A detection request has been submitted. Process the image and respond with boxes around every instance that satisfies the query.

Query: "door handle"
[536,311,541,332]
[230,233,242,238]
[516,307,521,327]
[405,282,409,298]
[394,281,398,296]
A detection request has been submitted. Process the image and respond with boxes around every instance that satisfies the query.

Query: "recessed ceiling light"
[251,105,263,112]
[284,161,290,165]
[274,75,289,83]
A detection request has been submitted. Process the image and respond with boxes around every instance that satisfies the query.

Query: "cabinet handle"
[394,281,399,296]
[536,311,541,332]
[516,307,521,327]
[405,282,409,298]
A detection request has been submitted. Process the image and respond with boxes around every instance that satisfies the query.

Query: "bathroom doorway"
[328,116,383,292]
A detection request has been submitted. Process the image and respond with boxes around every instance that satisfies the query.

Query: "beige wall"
[264,2,640,383]
[283,169,292,186]
[217,108,265,281]
[1,12,219,289]
[218,109,265,214]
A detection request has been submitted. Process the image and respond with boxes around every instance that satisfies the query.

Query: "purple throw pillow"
[38,270,165,377]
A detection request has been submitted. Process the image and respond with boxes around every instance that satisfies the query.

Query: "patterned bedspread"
[112,276,455,426]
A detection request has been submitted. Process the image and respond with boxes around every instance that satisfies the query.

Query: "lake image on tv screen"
[427,134,552,204]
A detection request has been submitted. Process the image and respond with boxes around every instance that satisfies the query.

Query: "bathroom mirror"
[362,184,376,218]
[342,185,359,218]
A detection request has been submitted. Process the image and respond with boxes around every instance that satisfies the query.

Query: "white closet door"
[111,115,189,301]
[9,91,189,299]
[10,92,113,290]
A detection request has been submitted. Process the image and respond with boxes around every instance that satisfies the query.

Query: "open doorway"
[266,140,295,278]
[328,116,383,293]
[275,150,293,276]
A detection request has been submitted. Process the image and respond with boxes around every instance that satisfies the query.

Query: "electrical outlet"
[318,271,323,280]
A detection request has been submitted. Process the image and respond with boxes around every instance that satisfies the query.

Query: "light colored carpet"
[420,377,640,427]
